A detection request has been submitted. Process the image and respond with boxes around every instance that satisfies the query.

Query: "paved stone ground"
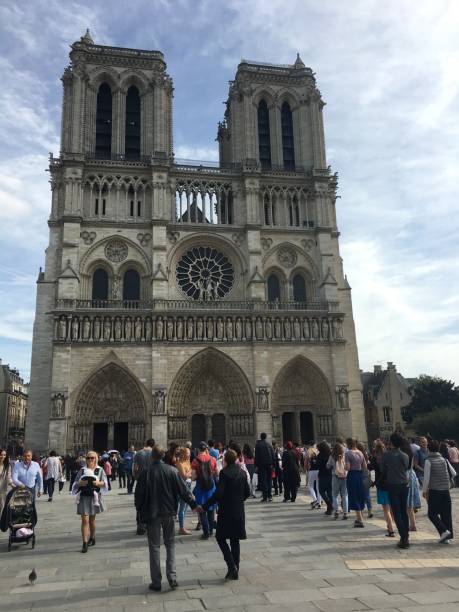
[1,481,459,612]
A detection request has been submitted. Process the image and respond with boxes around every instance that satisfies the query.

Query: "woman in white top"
[43,450,63,502]
[0,449,13,518]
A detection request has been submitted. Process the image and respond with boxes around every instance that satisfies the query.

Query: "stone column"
[85,84,97,157]
[269,103,282,167]
[107,419,114,449]
[310,94,326,169]
[112,89,125,158]
[151,414,168,446]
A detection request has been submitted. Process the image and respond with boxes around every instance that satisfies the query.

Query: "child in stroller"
[0,487,37,551]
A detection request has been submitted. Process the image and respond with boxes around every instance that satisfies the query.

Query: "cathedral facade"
[26,31,366,454]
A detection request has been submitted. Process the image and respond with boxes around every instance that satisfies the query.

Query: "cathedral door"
[191,414,206,449]
[300,411,314,444]
[212,413,226,445]
[114,422,128,452]
[93,423,108,452]
[282,412,295,443]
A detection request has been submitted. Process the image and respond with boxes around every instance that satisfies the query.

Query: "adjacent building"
[26,31,366,454]
[362,362,413,441]
[0,360,28,451]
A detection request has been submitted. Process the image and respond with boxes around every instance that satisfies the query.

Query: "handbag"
[445,460,456,489]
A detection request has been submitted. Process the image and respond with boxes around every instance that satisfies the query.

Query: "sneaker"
[334,512,339,520]
[368,512,374,519]
[354,521,364,528]
[168,578,178,589]
[397,539,409,549]
[439,530,452,543]
[342,513,348,520]
[149,583,161,592]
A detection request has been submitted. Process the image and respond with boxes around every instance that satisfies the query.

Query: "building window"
[123,269,140,301]
[102,198,106,216]
[289,195,300,226]
[258,100,271,170]
[92,268,109,301]
[95,198,99,215]
[281,102,295,170]
[137,200,141,217]
[292,274,306,303]
[129,200,134,217]
[383,406,391,423]
[176,246,234,300]
[267,273,281,302]
[95,83,112,159]
[125,86,141,160]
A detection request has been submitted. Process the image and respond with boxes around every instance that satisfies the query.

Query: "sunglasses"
[86,456,96,460]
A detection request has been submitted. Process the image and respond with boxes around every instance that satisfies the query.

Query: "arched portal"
[168,349,254,445]
[272,356,333,443]
[73,363,147,452]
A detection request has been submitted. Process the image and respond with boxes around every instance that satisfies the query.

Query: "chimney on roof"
[387,362,396,370]
[374,365,382,374]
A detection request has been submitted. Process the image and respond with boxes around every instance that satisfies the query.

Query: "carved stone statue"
[125,317,132,341]
[103,317,111,341]
[206,317,214,340]
[245,317,252,340]
[337,386,349,409]
[274,318,282,339]
[82,317,91,340]
[112,275,121,299]
[284,317,292,340]
[265,317,273,339]
[93,316,101,341]
[71,317,79,340]
[145,317,152,341]
[293,318,301,340]
[336,318,343,339]
[196,317,204,340]
[311,318,319,340]
[186,317,194,340]
[216,317,224,340]
[321,318,330,340]
[51,393,65,418]
[176,317,183,340]
[235,317,243,340]
[114,317,122,341]
[156,316,164,340]
[167,317,175,340]
[226,317,233,341]
[302,318,310,340]
[59,316,67,340]
[256,387,269,411]
[255,317,263,340]
[134,317,142,341]
[153,388,166,415]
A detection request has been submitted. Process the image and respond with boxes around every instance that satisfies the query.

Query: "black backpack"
[197,458,214,491]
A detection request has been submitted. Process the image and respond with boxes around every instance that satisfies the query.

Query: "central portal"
[168,349,254,445]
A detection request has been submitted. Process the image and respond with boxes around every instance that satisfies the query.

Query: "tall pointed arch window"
[95,83,112,159]
[293,274,307,303]
[258,100,271,170]
[267,273,281,302]
[123,269,140,301]
[92,268,109,301]
[125,86,141,160]
[281,101,295,170]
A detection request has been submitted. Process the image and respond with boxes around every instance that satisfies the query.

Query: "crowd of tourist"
[0,432,458,591]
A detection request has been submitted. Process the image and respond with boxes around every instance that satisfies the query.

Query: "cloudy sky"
[0,0,458,383]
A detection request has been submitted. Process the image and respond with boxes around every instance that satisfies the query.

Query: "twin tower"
[26,31,366,454]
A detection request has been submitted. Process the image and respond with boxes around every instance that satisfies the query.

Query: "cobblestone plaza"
[1,485,459,611]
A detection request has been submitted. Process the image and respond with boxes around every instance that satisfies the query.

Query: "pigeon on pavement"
[28,569,37,585]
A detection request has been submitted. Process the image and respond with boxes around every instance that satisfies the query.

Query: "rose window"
[176,247,234,300]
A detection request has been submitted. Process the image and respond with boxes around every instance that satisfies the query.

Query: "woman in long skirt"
[72,451,109,553]
[345,438,367,528]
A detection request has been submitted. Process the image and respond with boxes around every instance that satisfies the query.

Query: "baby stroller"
[4,488,37,551]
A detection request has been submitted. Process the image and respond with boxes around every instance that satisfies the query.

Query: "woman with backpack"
[191,441,218,540]
[72,451,109,553]
[327,442,348,520]
[316,441,333,515]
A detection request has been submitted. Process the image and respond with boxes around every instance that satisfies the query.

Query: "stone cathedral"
[26,31,367,454]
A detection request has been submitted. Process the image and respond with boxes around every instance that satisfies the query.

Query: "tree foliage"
[411,407,459,441]
[402,375,459,424]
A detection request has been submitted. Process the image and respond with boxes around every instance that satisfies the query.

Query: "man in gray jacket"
[381,432,410,549]
[135,445,197,591]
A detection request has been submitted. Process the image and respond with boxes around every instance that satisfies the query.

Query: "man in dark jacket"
[381,432,410,549]
[255,432,275,502]
[135,445,197,591]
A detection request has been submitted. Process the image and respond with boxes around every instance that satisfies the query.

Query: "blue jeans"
[178,481,191,529]
[200,509,215,537]
[332,476,348,513]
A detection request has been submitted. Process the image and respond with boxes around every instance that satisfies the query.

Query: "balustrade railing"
[55,298,339,313]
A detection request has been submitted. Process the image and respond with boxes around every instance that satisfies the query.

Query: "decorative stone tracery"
[105,239,128,262]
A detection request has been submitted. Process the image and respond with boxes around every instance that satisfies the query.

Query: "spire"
[294,52,305,69]
[80,29,94,45]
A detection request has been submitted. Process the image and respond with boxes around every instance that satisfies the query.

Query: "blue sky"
[0,0,458,383]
